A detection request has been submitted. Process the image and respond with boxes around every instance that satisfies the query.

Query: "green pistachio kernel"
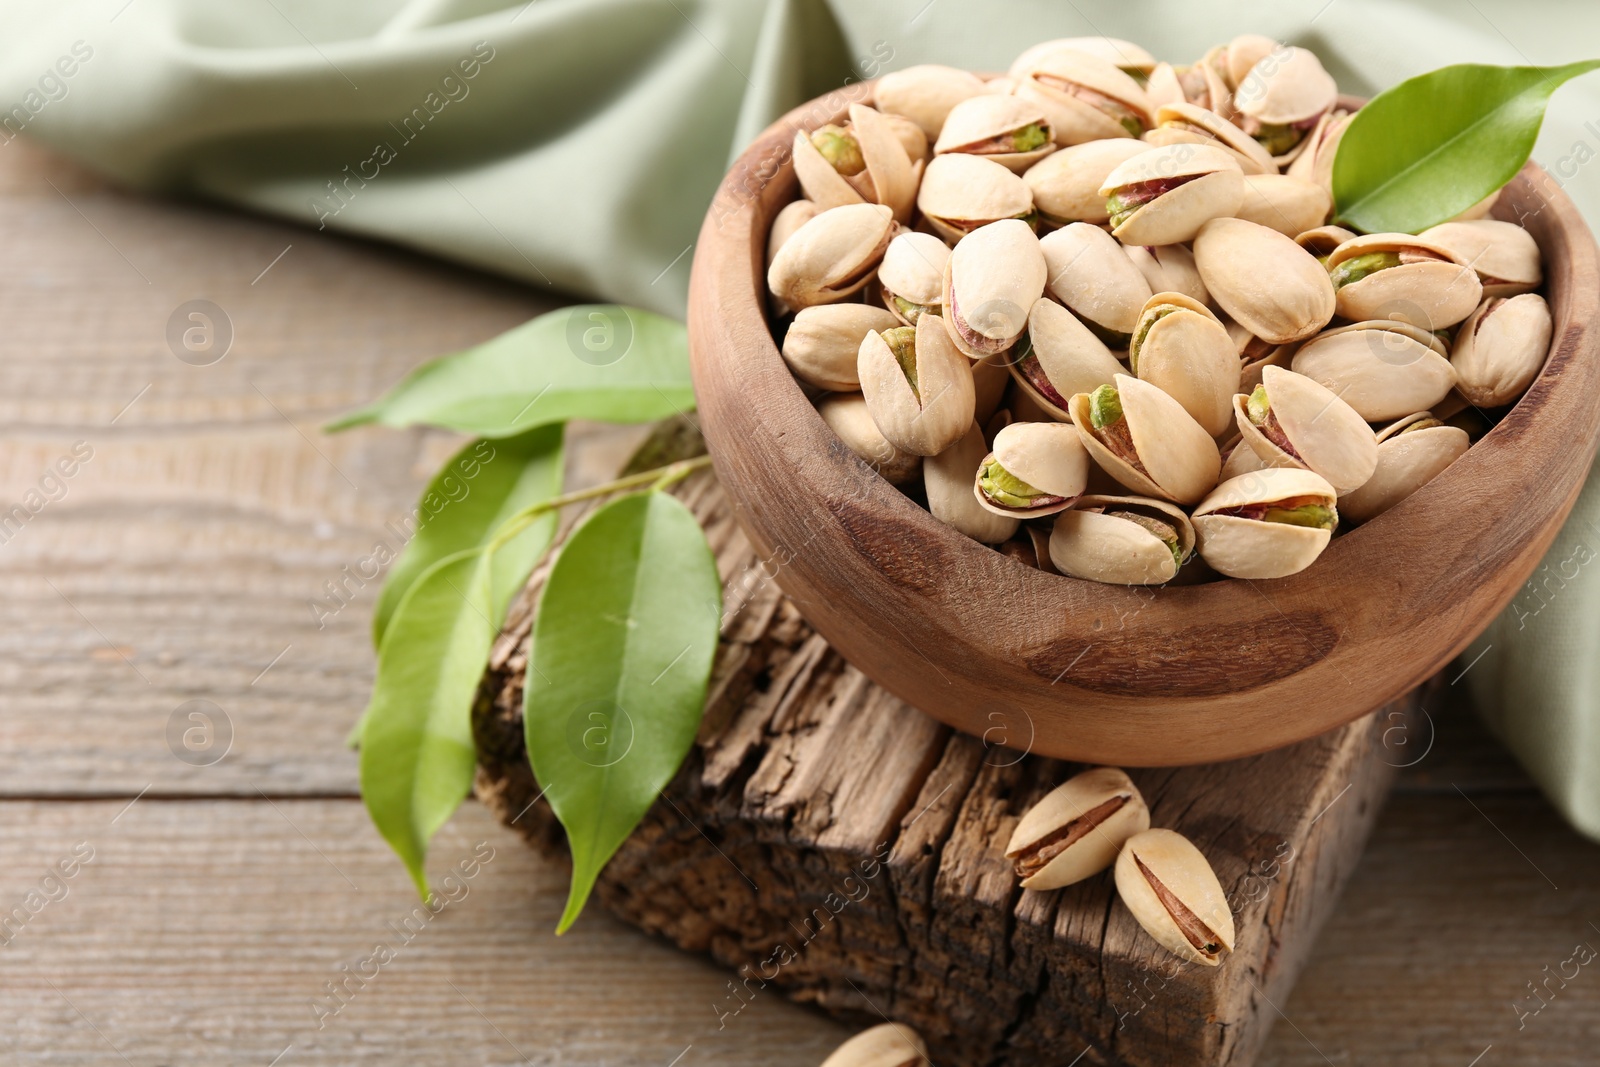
[811,125,865,176]
[882,326,918,398]
[1015,208,1041,231]
[1118,113,1144,138]
[892,295,934,324]
[978,459,1046,509]
[1089,384,1123,429]
[1329,251,1402,290]
[1114,510,1183,569]
[1106,192,1139,229]
[1397,417,1444,435]
[1262,503,1337,531]
[1246,383,1271,425]
[1252,122,1303,157]
[1012,123,1050,153]
[1082,318,1132,351]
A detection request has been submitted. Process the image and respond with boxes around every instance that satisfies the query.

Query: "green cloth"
[6,0,1600,831]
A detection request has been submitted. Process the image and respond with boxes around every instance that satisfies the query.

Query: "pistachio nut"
[1142,62,1187,109]
[1339,412,1470,524]
[1235,365,1378,494]
[1129,292,1239,436]
[1009,298,1124,419]
[1069,374,1222,505]
[1099,144,1244,247]
[1326,233,1484,331]
[819,1022,930,1067]
[974,421,1090,518]
[1192,467,1340,580]
[816,392,922,486]
[857,312,976,456]
[1193,217,1335,344]
[1451,293,1553,406]
[1235,173,1332,237]
[1147,102,1277,174]
[1114,828,1236,967]
[1169,58,1232,115]
[768,203,897,310]
[1216,34,1281,92]
[878,232,950,325]
[1294,223,1357,264]
[1023,138,1150,227]
[1225,316,1294,393]
[925,421,1020,543]
[1040,222,1154,348]
[873,64,987,141]
[791,105,918,223]
[1015,51,1155,145]
[1049,494,1195,585]
[767,199,821,270]
[1283,109,1351,192]
[1010,38,1159,83]
[917,153,1036,243]
[1005,767,1151,889]
[1291,319,1457,422]
[1124,243,1210,307]
[1418,220,1543,298]
[783,304,902,390]
[942,219,1047,358]
[935,94,1056,173]
[879,111,931,163]
[972,353,1011,425]
[1219,433,1269,481]
[1231,46,1338,164]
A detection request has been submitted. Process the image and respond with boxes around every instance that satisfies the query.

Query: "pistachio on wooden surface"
[1115,828,1236,967]
[1006,767,1151,889]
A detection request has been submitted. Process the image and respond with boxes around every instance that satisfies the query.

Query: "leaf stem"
[486,455,712,554]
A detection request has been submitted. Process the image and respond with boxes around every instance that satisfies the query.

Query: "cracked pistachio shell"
[972,354,1011,425]
[1040,222,1153,342]
[1143,62,1186,108]
[1219,34,1280,91]
[975,421,1090,518]
[942,219,1047,358]
[1327,233,1483,331]
[1339,412,1470,524]
[1023,138,1149,227]
[782,304,901,391]
[1226,314,1294,392]
[1125,243,1210,307]
[1006,768,1151,889]
[1284,109,1351,192]
[917,153,1034,243]
[767,200,821,270]
[878,232,949,324]
[1233,47,1337,161]
[873,64,987,141]
[1010,298,1123,419]
[1193,468,1339,580]
[1169,58,1232,115]
[1049,494,1195,586]
[1010,38,1158,81]
[1236,174,1332,238]
[816,392,921,486]
[1101,144,1244,247]
[1194,217,1335,345]
[1115,828,1236,967]
[820,1022,930,1067]
[1149,102,1277,174]
[1291,320,1456,422]
[1451,293,1553,407]
[935,94,1056,173]
[1418,220,1543,297]
[791,105,916,222]
[1129,292,1239,437]
[879,111,930,163]
[1069,374,1221,505]
[1294,223,1357,261]
[768,203,895,310]
[1015,51,1155,145]
[926,422,1019,543]
[1237,365,1377,494]
[1219,433,1269,481]
[858,313,975,457]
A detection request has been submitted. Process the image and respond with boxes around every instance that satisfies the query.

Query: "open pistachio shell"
[1236,365,1377,494]
[1451,293,1553,407]
[942,219,1047,358]
[1326,233,1484,331]
[1283,109,1351,192]
[1236,173,1331,237]
[857,312,976,456]
[1115,828,1236,967]
[816,392,922,486]
[1219,34,1280,91]
[1049,494,1195,585]
[849,104,919,222]
[1010,38,1158,81]
[1100,144,1244,247]
[1010,298,1124,419]
[1040,222,1153,346]
[1143,62,1186,108]
[1171,57,1232,115]
[1224,316,1295,393]
[879,111,931,163]
[767,200,821,269]
[1294,223,1357,262]
[873,64,987,141]
[974,421,1090,518]
[768,203,896,309]
[1339,412,1470,524]
[1192,468,1338,580]
[935,94,1056,173]
[1418,220,1543,298]
[782,304,901,390]
[878,232,949,325]
[1023,138,1150,227]
[1193,217,1335,345]
[790,106,916,222]
[917,153,1035,243]
[1129,292,1238,436]
[1005,767,1151,890]
[1232,47,1337,164]
[819,1022,930,1067]
[1068,373,1221,505]
[1149,102,1277,174]
[926,421,1020,543]
[1219,433,1269,481]
[1124,243,1210,307]
[1015,51,1155,145]
[1291,319,1457,422]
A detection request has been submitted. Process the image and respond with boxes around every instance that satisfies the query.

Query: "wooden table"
[2,138,1597,1066]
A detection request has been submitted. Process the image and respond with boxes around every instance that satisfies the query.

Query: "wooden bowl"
[687,82,1600,766]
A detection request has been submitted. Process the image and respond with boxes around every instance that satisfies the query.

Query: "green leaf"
[327,305,695,437]
[360,549,496,899]
[524,492,722,933]
[1333,60,1600,234]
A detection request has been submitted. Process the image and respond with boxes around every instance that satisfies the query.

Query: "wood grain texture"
[685,83,1600,765]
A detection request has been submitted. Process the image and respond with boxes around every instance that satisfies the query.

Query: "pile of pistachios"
[768,35,1552,583]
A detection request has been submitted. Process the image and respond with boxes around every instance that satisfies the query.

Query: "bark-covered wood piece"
[473,419,1413,1067]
